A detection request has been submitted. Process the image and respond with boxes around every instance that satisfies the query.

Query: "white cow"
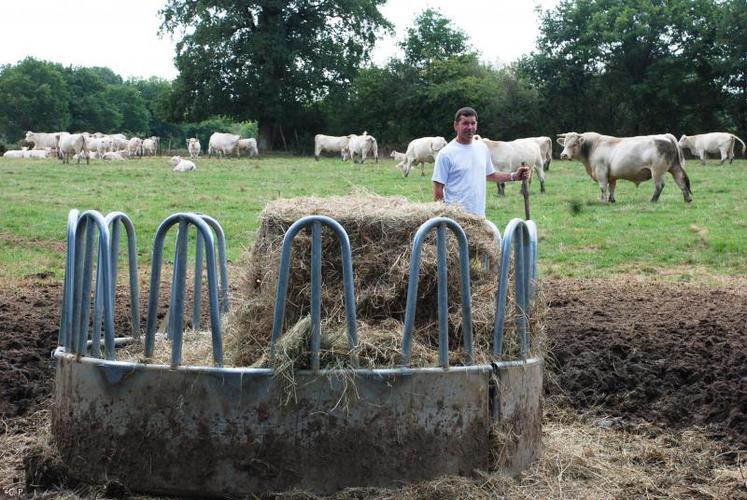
[390,150,407,170]
[237,138,259,157]
[142,136,159,156]
[128,137,143,158]
[25,131,64,151]
[400,136,448,177]
[314,134,350,160]
[110,133,129,152]
[169,155,196,172]
[187,138,201,159]
[528,136,553,171]
[348,133,378,164]
[3,150,27,158]
[478,137,546,195]
[27,149,51,159]
[102,151,126,161]
[208,132,240,158]
[678,133,745,165]
[58,134,89,165]
[558,131,692,203]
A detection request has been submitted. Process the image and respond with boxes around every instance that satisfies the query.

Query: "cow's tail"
[733,134,746,157]
[666,134,692,198]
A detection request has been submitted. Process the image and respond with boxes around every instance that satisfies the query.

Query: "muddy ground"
[0,275,745,495]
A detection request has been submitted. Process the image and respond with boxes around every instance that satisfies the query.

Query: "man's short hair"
[454,107,478,122]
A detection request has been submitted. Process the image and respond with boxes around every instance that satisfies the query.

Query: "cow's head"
[678,135,688,147]
[557,132,583,160]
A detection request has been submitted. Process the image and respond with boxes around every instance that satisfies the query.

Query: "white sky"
[0,0,560,81]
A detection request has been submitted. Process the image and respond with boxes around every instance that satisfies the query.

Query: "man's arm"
[433,181,444,202]
[486,165,530,183]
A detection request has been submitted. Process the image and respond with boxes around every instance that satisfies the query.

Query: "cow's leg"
[595,170,609,203]
[535,163,546,193]
[608,179,617,203]
[699,151,706,165]
[668,164,693,203]
[497,182,505,197]
[651,172,666,202]
[719,147,727,165]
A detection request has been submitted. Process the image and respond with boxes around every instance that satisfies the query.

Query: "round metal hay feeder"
[52,211,542,497]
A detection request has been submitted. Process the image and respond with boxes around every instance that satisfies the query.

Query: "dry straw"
[222,191,546,370]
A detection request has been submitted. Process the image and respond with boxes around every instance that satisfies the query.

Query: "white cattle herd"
[5,127,744,201]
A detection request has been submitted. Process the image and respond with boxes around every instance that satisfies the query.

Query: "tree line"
[1,0,744,153]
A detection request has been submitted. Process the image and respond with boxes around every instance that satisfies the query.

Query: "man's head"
[453,107,478,144]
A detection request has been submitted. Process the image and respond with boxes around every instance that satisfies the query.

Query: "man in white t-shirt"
[432,107,529,217]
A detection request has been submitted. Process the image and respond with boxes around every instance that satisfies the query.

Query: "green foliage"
[520,0,744,139]
[323,9,542,148]
[399,8,474,67]
[0,58,71,141]
[64,67,122,132]
[160,0,392,148]
[104,85,151,136]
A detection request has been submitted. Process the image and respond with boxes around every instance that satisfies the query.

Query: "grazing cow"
[128,137,143,158]
[557,131,692,203]
[348,133,378,163]
[187,138,201,159]
[142,136,159,156]
[208,132,240,158]
[678,133,745,165]
[58,134,89,165]
[400,136,448,177]
[169,156,196,172]
[314,134,351,160]
[478,137,546,195]
[237,138,259,157]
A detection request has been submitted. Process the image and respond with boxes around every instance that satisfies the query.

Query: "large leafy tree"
[324,8,541,147]
[160,0,391,149]
[399,8,473,68]
[521,0,731,136]
[0,57,71,141]
[64,67,123,133]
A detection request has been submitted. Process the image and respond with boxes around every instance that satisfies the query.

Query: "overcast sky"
[0,0,560,81]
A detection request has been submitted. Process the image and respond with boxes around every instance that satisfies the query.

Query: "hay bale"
[225,192,544,368]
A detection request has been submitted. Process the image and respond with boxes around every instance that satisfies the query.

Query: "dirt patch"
[1,276,745,496]
[545,276,747,451]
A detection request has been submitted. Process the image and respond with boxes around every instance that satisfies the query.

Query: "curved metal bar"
[199,215,229,314]
[105,212,140,340]
[145,213,223,367]
[59,209,80,348]
[192,229,204,330]
[270,215,357,370]
[493,218,534,358]
[72,211,114,359]
[92,212,140,357]
[401,217,474,367]
[526,220,538,300]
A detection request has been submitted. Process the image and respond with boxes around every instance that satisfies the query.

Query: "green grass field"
[1,154,745,282]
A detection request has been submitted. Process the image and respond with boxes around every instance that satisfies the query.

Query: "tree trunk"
[258,121,273,152]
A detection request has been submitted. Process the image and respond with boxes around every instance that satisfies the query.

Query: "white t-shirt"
[431,139,495,217]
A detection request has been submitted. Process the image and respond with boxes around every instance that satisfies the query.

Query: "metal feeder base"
[52,349,542,497]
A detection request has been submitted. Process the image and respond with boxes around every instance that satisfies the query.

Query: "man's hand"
[514,164,530,181]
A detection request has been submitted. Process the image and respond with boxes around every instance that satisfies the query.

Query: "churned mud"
[0,275,745,496]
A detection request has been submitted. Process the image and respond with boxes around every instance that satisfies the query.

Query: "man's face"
[454,114,477,144]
